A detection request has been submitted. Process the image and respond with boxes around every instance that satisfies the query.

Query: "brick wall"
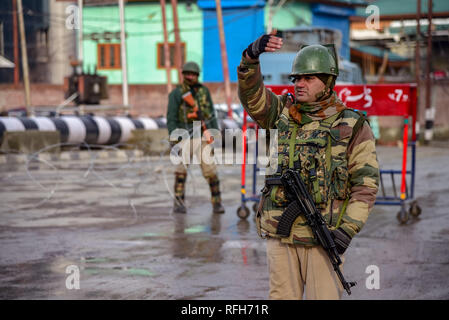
[0,83,240,117]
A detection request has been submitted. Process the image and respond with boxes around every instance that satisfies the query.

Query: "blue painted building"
[198,0,356,82]
[77,0,358,85]
[198,0,266,82]
[311,4,355,61]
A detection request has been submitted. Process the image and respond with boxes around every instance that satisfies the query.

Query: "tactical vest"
[258,107,366,242]
[177,84,212,124]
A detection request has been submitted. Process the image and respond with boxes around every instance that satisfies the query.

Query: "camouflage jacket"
[237,55,380,245]
[166,82,219,135]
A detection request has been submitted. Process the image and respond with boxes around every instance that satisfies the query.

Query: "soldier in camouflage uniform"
[238,31,380,299]
[167,61,225,214]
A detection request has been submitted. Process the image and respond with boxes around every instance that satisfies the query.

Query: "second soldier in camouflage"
[167,62,225,215]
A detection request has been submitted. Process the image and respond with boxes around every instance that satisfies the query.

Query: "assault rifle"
[182,91,213,144]
[279,169,357,295]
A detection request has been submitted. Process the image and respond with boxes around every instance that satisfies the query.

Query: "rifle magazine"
[276,200,302,237]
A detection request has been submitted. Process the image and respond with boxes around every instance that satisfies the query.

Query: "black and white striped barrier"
[0,116,166,145]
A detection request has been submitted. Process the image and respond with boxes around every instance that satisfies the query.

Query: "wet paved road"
[0,143,448,300]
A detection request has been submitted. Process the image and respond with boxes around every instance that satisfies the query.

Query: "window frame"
[156,42,186,70]
[97,43,121,70]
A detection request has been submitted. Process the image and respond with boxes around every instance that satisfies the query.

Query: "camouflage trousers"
[266,237,345,300]
[174,138,217,177]
[173,172,222,205]
[174,138,221,205]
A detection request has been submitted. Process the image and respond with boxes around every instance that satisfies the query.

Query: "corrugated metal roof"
[351,44,409,61]
[354,0,449,16]
[332,0,369,4]
[387,19,449,34]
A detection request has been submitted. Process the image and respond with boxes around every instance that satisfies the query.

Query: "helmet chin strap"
[315,75,334,101]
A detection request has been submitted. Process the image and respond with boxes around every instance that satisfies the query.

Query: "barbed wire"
[0,136,217,224]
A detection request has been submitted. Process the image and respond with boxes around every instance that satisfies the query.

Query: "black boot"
[173,197,186,214]
[207,175,225,214]
[213,202,225,214]
[173,173,187,214]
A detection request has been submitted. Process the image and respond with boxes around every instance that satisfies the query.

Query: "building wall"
[79,1,358,86]
[47,0,77,84]
[200,1,265,82]
[0,82,241,118]
[264,1,312,30]
[82,2,203,84]
[82,1,273,84]
[0,0,48,83]
[311,4,354,60]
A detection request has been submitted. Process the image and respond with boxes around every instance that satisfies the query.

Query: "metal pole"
[12,0,20,86]
[267,0,274,34]
[424,0,433,143]
[170,0,182,83]
[415,0,421,138]
[17,0,32,115]
[160,0,172,94]
[215,0,233,118]
[77,0,83,68]
[119,0,129,108]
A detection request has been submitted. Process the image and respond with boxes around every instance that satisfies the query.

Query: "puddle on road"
[84,266,156,277]
[184,225,207,234]
[82,256,156,278]
[134,231,172,239]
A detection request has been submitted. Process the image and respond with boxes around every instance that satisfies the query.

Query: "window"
[157,42,186,69]
[97,43,121,70]
[281,74,291,84]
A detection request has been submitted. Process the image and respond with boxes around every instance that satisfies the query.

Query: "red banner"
[266,84,416,117]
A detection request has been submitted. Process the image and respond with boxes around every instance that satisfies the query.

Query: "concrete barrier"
[128,129,169,155]
[0,130,60,154]
[0,116,166,148]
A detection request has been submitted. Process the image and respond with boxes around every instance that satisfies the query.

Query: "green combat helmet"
[182,61,200,75]
[290,44,339,99]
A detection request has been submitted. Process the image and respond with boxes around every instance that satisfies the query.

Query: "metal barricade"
[236,83,421,224]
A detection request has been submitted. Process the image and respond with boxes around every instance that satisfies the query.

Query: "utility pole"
[77,0,83,73]
[267,0,275,33]
[424,0,433,144]
[215,0,233,118]
[12,0,20,86]
[170,0,182,83]
[267,0,286,33]
[17,0,32,115]
[119,0,129,109]
[160,0,172,94]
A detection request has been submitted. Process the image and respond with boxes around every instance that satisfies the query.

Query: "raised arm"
[237,30,288,129]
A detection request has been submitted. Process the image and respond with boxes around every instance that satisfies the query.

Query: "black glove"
[245,34,271,60]
[331,228,352,255]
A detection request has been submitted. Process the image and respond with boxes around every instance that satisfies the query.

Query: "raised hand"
[245,29,283,60]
